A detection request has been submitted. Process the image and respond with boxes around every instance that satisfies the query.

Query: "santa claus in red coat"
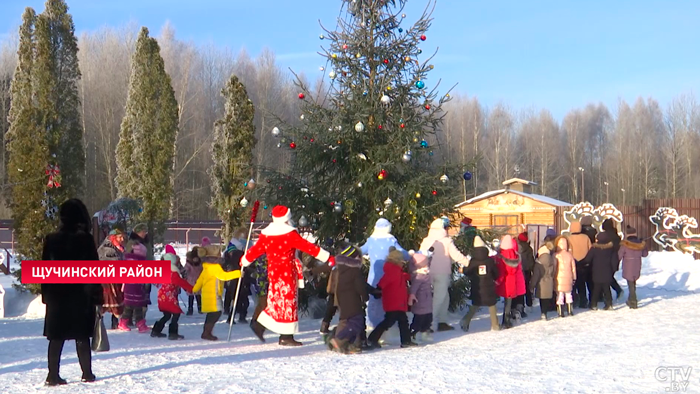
[242,205,332,346]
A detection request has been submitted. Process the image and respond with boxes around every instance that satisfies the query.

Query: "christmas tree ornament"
[402,150,412,162]
[429,65,434,69]
[319,66,325,71]
[378,125,383,130]
[289,142,297,149]
[380,94,391,105]
[362,90,368,96]
[383,59,389,64]
[356,53,361,58]
[263,205,268,210]
[415,192,421,198]
[45,164,62,188]
[400,123,405,128]
[463,171,473,181]
[342,44,348,50]
[425,104,431,110]
[402,13,406,17]
[300,114,305,120]
[386,86,392,91]
[298,93,305,99]
[357,181,363,188]
[413,137,419,143]
[429,151,434,156]
[416,80,425,89]
[247,179,256,190]
[384,33,389,38]
[276,143,282,148]
[440,174,449,183]
[335,125,342,131]
[357,153,367,160]
[281,137,287,143]
[272,126,281,137]
[355,121,365,132]
[319,34,324,39]
[384,197,393,207]
[332,53,338,58]
[420,140,429,148]
[405,56,411,62]
[333,202,343,213]
[409,199,418,208]
[418,48,423,54]
[298,215,309,227]
[310,138,315,142]
[240,197,249,208]
[420,34,427,41]
[329,70,337,79]
[399,28,403,33]
[378,169,387,180]
[432,190,438,195]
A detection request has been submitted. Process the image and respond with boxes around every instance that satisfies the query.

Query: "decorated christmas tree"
[258,0,463,247]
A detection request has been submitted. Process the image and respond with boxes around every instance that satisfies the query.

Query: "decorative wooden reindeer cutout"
[562,202,624,238]
[649,207,700,254]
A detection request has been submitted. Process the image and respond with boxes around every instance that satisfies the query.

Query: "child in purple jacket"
[409,251,433,343]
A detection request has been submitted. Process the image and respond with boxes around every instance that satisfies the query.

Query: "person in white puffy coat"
[419,218,469,331]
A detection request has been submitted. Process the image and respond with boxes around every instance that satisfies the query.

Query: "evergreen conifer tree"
[259,0,460,246]
[116,27,179,255]
[209,75,256,242]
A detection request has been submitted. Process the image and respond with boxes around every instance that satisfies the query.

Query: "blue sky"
[2,0,699,120]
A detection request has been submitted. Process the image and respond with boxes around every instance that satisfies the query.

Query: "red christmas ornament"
[383,59,389,64]
[289,142,297,149]
[310,138,315,142]
[400,123,405,128]
[45,164,62,188]
[425,104,431,110]
[420,34,427,41]
[342,44,348,50]
[303,136,308,140]
[378,125,383,130]
[266,179,271,183]
[332,159,337,163]
[378,169,388,180]
[432,190,438,195]
[298,93,305,99]
[278,186,283,190]
[330,201,335,206]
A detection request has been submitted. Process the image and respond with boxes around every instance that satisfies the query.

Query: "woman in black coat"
[602,219,624,300]
[41,199,102,386]
[460,237,500,331]
[581,231,617,311]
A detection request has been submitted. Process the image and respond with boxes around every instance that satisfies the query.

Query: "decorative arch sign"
[649,207,700,254]
[561,202,624,238]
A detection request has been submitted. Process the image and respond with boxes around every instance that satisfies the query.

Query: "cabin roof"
[454,189,571,208]
[502,178,538,186]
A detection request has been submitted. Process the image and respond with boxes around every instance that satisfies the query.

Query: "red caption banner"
[21,260,170,284]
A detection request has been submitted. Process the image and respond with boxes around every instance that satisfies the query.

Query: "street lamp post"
[578,167,585,202]
[621,188,626,207]
[604,181,609,202]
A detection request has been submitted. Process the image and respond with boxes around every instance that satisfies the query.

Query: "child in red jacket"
[367,247,418,349]
[151,246,194,340]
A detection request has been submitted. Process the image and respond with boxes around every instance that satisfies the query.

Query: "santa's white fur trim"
[257,311,298,335]
[241,256,252,267]
[260,222,296,236]
[315,248,330,262]
[272,209,292,223]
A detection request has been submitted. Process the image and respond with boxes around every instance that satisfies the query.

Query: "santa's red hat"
[272,205,292,223]
[461,217,472,226]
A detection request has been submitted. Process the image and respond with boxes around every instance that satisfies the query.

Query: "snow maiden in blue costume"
[360,218,409,329]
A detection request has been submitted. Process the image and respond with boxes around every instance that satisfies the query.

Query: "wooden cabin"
[451,179,571,239]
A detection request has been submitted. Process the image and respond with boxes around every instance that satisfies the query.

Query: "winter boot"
[616,289,624,301]
[168,322,184,340]
[45,375,68,386]
[250,320,266,343]
[279,335,303,347]
[366,341,382,350]
[118,318,131,331]
[201,323,218,341]
[437,323,454,331]
[150,320,167,338]
[541,313,547,321]
[238,316,247,324]
[320,321,331,334]
[603,304,613,311]
[110,315,119,330]
[136,319,149,333]
[401,341,419,348]
[567,303,575,317]
[81,373,97,383]
[557,305,564,318]
[186,308,193,316]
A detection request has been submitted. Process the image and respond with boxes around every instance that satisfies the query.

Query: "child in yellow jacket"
[192,245,241,341]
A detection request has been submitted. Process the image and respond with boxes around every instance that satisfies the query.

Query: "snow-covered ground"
[0,251,698,393]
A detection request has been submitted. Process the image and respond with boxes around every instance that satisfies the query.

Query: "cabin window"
[493,215,519,234]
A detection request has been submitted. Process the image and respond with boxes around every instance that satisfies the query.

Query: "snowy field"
[1,251,699,393]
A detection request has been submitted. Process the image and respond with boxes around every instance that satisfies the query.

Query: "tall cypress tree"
[209,74,256,243]
[116,27,178,255]
[6,8,47,265]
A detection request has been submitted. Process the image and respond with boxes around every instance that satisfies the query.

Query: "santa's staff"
[227,200,260,342]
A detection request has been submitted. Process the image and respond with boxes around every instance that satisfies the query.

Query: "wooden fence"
[556,199,700,256]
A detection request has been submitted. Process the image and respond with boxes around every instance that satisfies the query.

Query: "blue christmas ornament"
[263,205,268,210]
[420,140,429,148]
[463,171,473,181]
[363,90,368,96]
[429,151,434,156]
[398,28,403,33]
[416,80,425,89]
